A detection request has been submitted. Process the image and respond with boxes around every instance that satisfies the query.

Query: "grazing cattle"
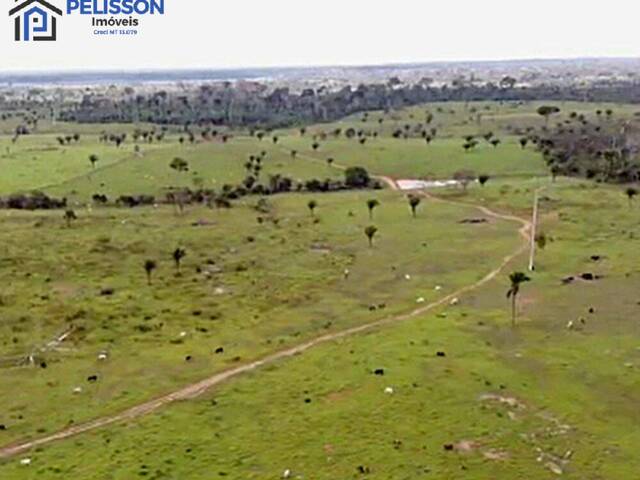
[581,273,595,281]
[588,307,595,314]
[304,398,312,404]
[437,351,446,357]
[73,387,82,394]
[443,444,454,451]
[215,347,224,354]
[98,353,108,361]
[87,375,98,382]
[185,355,193,362]
[562,276,575,285]
[40,362,47,369]
[357,465,370,474]
[384,387,394,394]
[283,469,291,479]
[374,368,385,376]
[590,255,602,261]
[0,424,6,430]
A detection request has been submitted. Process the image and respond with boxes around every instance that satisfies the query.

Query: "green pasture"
[1,101,640,479]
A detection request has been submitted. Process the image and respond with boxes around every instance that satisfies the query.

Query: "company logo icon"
[9,0,62,42]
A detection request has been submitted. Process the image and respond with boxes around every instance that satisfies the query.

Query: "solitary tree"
[454,170,476,191]
[172,248,186,274]
[307,200,318,217]
[144,260,157,285]
[478,174,490,187]
[535,232,547,250]
[408,195,421,218]
[169,157,190,213]
[170,157,189,173]
[366,199,380,219]
[345,166,371,188]
[89,154,99,169]
[519,137,528,149]
[506,272,530,326]
[63,209,77,227]
[364,225,378,247]
[625,187,638,207]
[537,105,560,127]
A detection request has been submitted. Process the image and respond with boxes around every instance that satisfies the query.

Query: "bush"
[345,167,372,188]
[0,192,66,210]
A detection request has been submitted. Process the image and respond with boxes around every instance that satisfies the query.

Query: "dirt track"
[0,159,532,460]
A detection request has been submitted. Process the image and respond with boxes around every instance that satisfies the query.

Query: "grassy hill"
[1,101,639,479]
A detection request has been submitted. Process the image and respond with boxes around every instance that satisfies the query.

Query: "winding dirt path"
[0,152,532,460]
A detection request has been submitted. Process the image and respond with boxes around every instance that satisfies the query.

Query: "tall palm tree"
[537,105,560,127]
[364,225,378,247]
[506,272,530,326]
[408,195,421,218]
[307,200,318,217]
[169,157,190,214]
[144,260,157,286]
[366,199,380,220]
[64,209,77,228]
[625,187,638,207]
[172,248,186,274]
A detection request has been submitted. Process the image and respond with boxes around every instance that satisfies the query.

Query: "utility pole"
[528,191,539,272]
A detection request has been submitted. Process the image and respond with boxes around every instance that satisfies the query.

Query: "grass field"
[1,101,640,479]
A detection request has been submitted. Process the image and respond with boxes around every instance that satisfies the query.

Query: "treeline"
[0,192,67,210]
[526,109,640,183]
[58,80,640,128]
[1,167,379,211]
[120,166,381,210]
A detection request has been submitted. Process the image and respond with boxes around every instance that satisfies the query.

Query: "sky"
[2,0,639,71]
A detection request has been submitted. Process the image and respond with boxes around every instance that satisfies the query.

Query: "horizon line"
[2,55,640,76]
